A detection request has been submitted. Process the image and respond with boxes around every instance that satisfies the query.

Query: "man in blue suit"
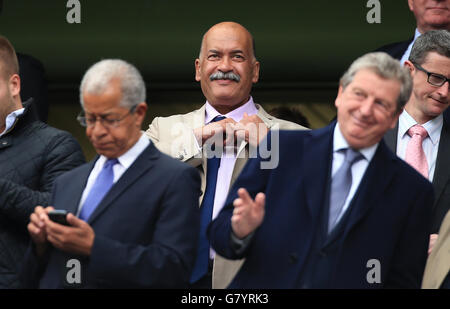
[21,59,201,288]
[209,52,434,288]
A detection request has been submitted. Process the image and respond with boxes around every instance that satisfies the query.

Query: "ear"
[8,74,20,97]
[390,108,403,129]
[134,102,147,127]
[252,60,260,83]
[334,85,344,109]
[408,0,414,11]
[404,60,415,75]
[195,58,201,82]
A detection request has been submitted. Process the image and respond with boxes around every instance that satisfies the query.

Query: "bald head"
[199,22,256,61]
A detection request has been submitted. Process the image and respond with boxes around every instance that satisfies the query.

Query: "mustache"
[209,71,240,82]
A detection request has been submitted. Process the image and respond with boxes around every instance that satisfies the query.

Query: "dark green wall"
[1,0,415,87]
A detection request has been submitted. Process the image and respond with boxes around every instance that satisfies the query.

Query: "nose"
[89,118,108,138]
[217,56,233,72]
[436,80,449,98]
[359,98,375,117]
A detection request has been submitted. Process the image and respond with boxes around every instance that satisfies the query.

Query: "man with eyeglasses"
[384,30,450,255]
[22,59,201,288]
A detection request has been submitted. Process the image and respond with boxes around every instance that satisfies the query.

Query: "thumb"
[66,213,83,227]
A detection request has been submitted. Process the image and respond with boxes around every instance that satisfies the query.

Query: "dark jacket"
[210,126,433,288]
[0,100,85,288]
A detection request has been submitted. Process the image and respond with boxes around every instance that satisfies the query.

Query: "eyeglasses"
[77,105,137,128]
[413,63,450,87]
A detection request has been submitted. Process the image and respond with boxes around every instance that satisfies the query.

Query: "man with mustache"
[384,30,450,253]
[146,21,306,288]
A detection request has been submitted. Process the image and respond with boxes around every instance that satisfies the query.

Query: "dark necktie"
[79,158,118,221]
[190,115,226,284]
[328,148,363,232]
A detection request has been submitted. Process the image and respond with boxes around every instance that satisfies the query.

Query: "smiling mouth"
[430,96,447,105]
[351,115,372,128]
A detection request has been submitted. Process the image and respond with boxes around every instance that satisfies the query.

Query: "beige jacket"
[422,210,450,289]
[146,103,306,288]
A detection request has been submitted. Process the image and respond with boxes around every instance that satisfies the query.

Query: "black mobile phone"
[48,209,70,226]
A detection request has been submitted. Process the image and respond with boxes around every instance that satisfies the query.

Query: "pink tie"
[405,124,429,178]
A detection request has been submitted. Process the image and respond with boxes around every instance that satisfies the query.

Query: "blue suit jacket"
[375,38,412,60]
[209,124,434,288]
[21,142,201,288]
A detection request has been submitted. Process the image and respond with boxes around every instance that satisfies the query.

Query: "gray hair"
[409,30,450,65]
[340,52,412,112]
[79,59,146,109]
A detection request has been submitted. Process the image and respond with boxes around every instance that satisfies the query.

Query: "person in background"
[0,35,85,288]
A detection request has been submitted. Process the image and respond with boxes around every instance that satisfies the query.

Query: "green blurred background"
[0,0,416,160]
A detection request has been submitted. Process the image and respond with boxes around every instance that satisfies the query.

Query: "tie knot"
[210,115,226,123]
[104,158,118,169]
[344,148,363,165]
[408,125,428,139]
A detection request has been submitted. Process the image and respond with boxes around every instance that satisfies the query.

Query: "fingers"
[254,193,266,211]
[66,213,84,228]
[237,188,253,205]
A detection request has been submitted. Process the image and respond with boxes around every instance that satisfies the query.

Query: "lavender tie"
[328,148,363,232]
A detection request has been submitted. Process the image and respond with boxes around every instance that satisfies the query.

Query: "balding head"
[199,22,256,61]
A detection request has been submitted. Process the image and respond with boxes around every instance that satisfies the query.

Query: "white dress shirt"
[396,110,442,182]
[332,123,378,224]
[77,133,150,216]
[399,29,421,66]
[0,108,24,137]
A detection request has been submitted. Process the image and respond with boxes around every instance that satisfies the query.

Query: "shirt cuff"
[230,230,254,256]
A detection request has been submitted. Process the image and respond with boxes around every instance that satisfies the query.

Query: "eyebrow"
[207,49,245,54]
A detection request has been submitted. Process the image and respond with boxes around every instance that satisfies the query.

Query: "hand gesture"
[231,188,265,239]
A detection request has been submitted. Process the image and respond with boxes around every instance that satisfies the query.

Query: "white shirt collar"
[334,122,378,162]
[399,110,442,145]
[0,108,25,137]
[204,96,258,124]
[96,133,150,169]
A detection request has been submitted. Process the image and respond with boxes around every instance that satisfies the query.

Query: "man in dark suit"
[21,59,201,288]
[377,0,449,63]
[209,52,434,288]
[384,30,450,253]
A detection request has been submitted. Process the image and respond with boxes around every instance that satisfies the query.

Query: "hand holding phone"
[48,209,70,226]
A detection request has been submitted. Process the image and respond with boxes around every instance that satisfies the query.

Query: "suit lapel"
[303,124,334,220]
[65,160,97,215]
[87,143,159,225]
[384,124,398,153]
[432,117,450,205]
[343,141,397,236]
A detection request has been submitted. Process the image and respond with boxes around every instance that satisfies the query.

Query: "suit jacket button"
[289,253,298,264]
